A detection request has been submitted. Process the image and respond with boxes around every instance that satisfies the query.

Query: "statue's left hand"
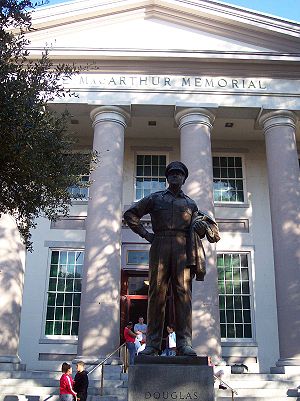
[193,220,207,237]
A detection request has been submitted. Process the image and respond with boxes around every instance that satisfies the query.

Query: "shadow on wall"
[77,146,125,355]
[0,215,25,357]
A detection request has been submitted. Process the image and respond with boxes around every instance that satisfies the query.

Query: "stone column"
[77,106,130,359]
[259,110,300,367]
[175,108,221,359]
[0,214,26,366]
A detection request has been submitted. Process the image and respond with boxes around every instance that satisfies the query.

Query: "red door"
[120,270,175,346]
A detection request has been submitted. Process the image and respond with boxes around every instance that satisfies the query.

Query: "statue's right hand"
[144,232,155,243]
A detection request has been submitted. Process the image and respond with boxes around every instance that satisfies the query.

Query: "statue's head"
[165,161,189,184]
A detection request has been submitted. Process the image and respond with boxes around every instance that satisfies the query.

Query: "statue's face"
[167,170,185,186]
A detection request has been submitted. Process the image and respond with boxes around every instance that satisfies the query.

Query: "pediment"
[26,0,300,55]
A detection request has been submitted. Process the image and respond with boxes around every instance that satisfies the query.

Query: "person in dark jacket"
[73,361,89,401]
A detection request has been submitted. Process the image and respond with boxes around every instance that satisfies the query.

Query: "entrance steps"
[0,365,128,401]
[215,373,299,401]
[0,366,299,401]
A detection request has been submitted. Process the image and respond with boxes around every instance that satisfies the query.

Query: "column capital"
[259,110,298,134]
[90,106,130,129]
[175,108,215,131]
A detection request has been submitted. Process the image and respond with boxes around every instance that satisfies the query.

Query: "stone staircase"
[0,364,299,401]
[215,372,300,401]
[0,364,128,401]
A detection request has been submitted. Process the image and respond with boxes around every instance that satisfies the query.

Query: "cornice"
[26,47,300,64]
[29,0,300,51]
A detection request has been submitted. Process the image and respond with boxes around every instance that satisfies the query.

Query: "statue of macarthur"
[124,161,220,356]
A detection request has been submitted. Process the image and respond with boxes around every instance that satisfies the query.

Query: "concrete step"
[216,397,299,401]
[227,373,292,380]
[218,387,297,397]
[0,387,127,397]
[0,370,127,380]
[0,396,126,401]
[0,363,26,371]
[0,378,127,388]
[221,379,297,388]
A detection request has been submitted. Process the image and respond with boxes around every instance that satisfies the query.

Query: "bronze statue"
[124,161,220,356]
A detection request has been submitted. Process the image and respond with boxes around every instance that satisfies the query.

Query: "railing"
[214,374,238,401]
[87,343,127,396]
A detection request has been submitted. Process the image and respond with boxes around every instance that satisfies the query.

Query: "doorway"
[120,270,175,345]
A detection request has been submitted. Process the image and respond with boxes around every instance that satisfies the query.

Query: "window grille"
[68,175,89,199]
[135,154,167,200]
[217,253,252,339]
[213,156,245,202]
[45,250,84,336]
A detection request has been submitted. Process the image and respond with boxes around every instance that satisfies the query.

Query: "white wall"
[18,138,279,372]
[19,204,87,370]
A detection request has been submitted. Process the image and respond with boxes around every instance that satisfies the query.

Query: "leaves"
[0,0,96,250]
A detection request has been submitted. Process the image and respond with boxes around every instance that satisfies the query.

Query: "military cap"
[165,161,189,180]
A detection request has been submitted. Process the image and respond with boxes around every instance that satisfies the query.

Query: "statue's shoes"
[139,346,159,356]
[178,346,197,357]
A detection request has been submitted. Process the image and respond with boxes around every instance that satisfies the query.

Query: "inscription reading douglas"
[144,391,200,400]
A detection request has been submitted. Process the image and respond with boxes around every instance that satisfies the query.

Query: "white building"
[0,0,299,374]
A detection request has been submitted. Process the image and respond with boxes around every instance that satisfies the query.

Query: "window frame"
[122,244,150,271]
[212,153,247,205]
[68,174,90,200]
[217,251,255,343]
[126,249,150,266]
[41,248,84,340]
[134,151,169,201]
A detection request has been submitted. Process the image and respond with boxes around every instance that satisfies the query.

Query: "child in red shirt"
[60,362,77,401]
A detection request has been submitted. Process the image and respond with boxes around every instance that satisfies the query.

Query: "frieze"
[73,74,267,91]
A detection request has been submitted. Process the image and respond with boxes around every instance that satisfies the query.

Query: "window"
[217,253,252,339]
[213,156,245,202]
[135,154,167,200]
[128,276,149,295]
[68,175,89,199]
[127,250,149,265]
[45,250,84,336]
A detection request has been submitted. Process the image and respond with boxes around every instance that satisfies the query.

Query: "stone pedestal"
[129,356,214,401]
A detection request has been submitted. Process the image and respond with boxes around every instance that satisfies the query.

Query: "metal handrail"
[214,374,238,401]
[86,342,127,396]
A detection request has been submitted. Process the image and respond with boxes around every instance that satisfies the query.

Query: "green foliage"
[0,0,96,250]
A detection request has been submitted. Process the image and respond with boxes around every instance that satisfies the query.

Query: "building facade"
[0,0,299,374]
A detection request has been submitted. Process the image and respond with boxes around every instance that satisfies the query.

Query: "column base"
[0,355,26,371]
[270,358,300,375]
[0,355,21,363]
[276,357,300,367]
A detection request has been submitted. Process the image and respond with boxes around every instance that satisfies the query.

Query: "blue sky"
[46,0,300,22]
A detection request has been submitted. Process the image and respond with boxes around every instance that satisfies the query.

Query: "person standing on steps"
[59,362,77,401]
[124,321,137,365]
[134,316,147,344]
[124,161,220,357]
[73,361,89,401]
